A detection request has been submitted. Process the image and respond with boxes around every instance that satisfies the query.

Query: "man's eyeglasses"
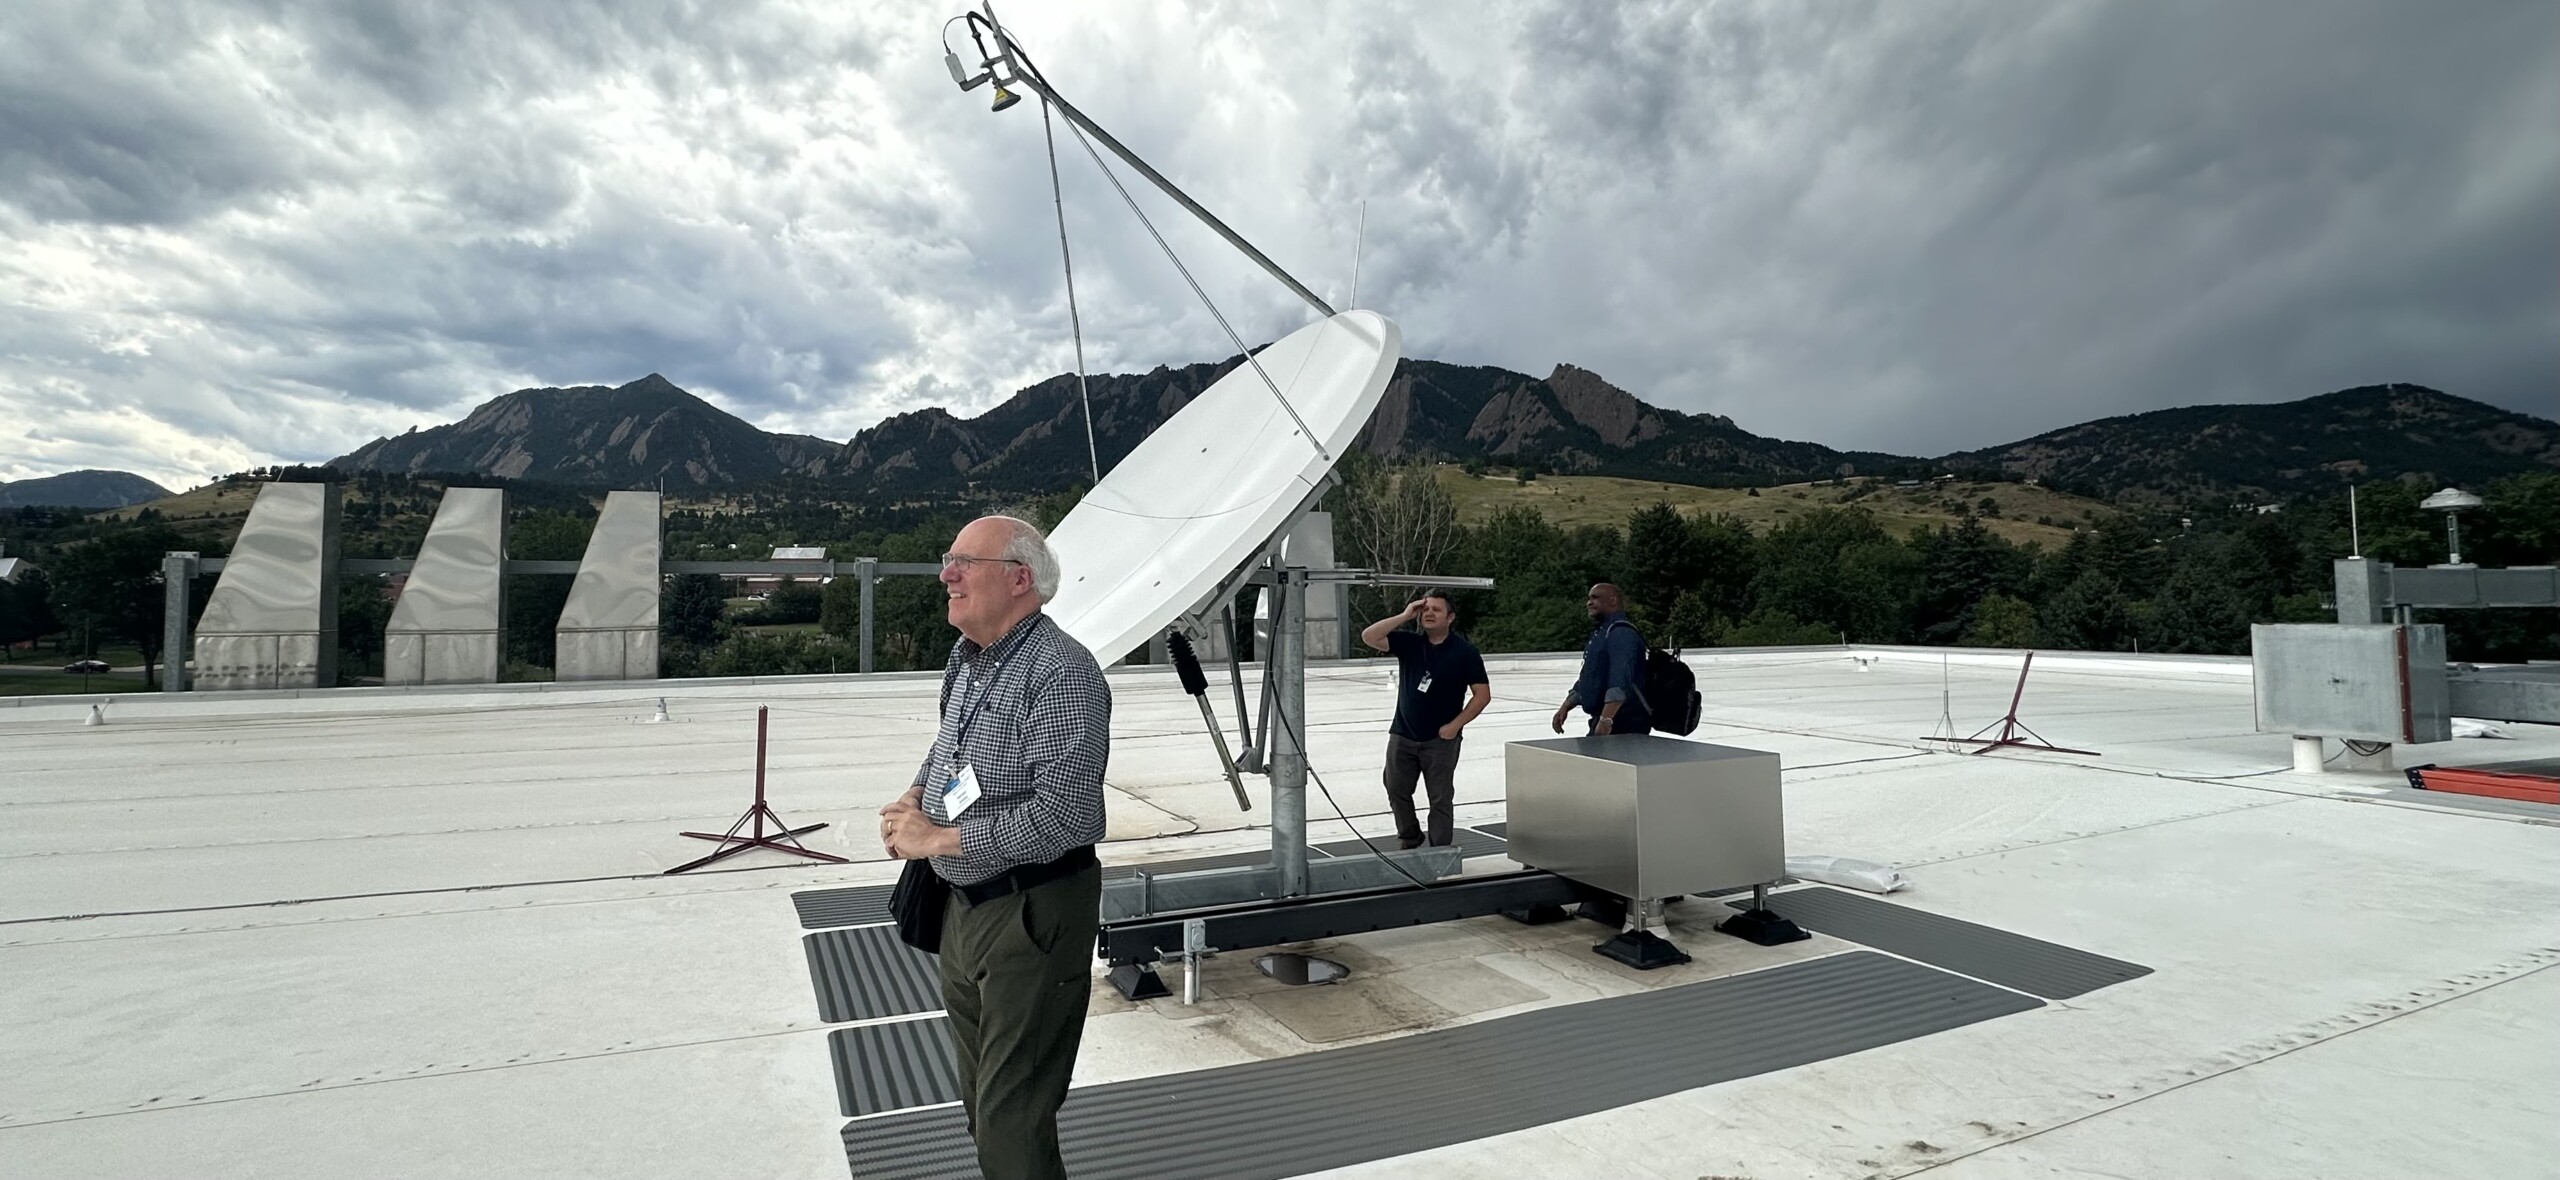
[940,552,1027,573]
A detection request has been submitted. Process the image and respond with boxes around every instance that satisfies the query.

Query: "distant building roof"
[0,556,27,582]
[769,547,826,561]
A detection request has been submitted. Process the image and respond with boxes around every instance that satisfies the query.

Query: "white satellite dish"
[1046,309,1399,661]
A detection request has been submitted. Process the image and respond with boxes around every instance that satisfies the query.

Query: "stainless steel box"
[1505,736,1784,900]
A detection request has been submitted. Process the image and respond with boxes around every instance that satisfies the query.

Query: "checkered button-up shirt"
[915,611,1112,886]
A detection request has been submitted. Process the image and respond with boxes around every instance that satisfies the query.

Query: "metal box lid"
[1509,735,1773,769]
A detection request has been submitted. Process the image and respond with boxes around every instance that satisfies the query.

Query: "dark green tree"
[703,630,849,677]
[739,577,823,625]
[46,523,186,685]
[1456,506,1589,653]
[2473,473,2559,566]
[1662,589,1718,651]
[1622,502,1696,634]
[1685,513,1759,628]
[2138,534,2267,653]
[0,578,26,662]
[502,509,593,672]
[2039,567,2136,651]
[1747,507,1920,643]
[13,568,58,656]
[1914,512,2035,644]
[337,577,394,681]
[1961,593,2039,647]
[664,573,728,647]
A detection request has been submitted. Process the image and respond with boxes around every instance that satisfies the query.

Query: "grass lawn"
[0,671,152,696]
[1433,465,2114,548]
[3,641,147,668]
[99,480,265,523]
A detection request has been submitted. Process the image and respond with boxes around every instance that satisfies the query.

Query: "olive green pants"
[937,863,1102,1180]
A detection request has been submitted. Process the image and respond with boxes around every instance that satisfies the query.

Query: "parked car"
[62,659,110,674]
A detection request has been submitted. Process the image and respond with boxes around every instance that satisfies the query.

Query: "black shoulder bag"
[889,663,962,954]
[889,857,947,954]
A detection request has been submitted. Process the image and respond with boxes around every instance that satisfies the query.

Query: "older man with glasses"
[878,514,1110,1180]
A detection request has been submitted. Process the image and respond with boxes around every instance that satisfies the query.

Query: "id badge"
[1416,674,1434,694]
[942,764,982,820]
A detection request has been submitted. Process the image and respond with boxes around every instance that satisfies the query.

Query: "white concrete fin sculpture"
[1045,310,1398,662]
[193,481,341,690]
[555,490,662,682]
[384,487,507,686]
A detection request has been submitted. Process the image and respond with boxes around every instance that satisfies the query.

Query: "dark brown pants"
[1383,733,1461,846]
[938,863,1102,1180]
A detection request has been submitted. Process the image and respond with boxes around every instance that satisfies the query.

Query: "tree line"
[1327,459,2556,663]
[3,468,2550,689]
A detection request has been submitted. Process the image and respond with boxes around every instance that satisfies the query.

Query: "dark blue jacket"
[1569,612,1649,734]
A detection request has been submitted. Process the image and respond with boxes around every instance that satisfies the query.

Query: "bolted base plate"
[1108,963,1171,1001]
[1717,907,1811,946]
[1595,929,1692,971]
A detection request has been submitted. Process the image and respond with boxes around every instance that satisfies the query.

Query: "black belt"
[952,845,1098,907]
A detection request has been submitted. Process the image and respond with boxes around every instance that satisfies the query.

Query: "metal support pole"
[1270,567,1309,898]
[1223,604,1252,750]
[160,552,196,692]
[857,557,877,674]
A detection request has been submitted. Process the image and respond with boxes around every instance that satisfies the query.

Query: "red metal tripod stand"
[1928,652,2099,758]
[665,705,848,874]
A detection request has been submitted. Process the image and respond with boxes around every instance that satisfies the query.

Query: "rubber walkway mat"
[1311,825,1509,862]
[841,950,2038,1178]
[830,1017,960,1117]
[805,925,944,1022]
[795,884,895,930]
[1733,886,2152,1000]
[1472,821,1506,839]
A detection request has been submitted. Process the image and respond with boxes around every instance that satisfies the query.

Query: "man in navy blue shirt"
[1361,590,1491,848]
[1552,582,1650,736]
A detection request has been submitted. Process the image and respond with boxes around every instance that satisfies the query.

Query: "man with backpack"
[1552,582,1652,736]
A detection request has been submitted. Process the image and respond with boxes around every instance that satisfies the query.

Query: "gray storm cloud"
[1,0,2551,489]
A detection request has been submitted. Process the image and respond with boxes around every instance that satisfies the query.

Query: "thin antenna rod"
[2349,485,2361,558]
[979,17,1335,319]
[1039,95,1101,484]
[1349,200,1367,308]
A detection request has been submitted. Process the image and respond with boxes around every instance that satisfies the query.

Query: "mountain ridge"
[0,469,172,509]
[323,365,2557,503]
[1940,382,2559,500]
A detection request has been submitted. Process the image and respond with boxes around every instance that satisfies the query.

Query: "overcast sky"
[3,0,2553,490]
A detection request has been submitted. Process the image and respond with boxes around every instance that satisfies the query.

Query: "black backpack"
[1643,647,1703,735]
[1608,622,1703,736]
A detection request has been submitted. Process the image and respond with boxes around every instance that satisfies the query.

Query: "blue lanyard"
[943,623,1032,768]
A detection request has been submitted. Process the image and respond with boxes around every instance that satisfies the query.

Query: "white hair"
[990,515,1061,601]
